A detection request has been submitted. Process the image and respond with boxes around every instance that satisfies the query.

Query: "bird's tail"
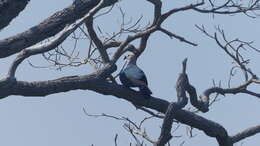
[139,86,152,99]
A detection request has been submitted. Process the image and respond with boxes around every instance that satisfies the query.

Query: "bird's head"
[123,54,137,64]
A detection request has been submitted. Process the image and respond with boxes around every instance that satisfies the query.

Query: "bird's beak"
[123,56,127,60]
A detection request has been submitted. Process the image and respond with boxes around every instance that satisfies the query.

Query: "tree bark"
[0,65,231,146]
[0,0,30,30]
[0,0,117,58]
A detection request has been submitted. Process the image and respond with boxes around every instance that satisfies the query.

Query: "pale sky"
[0,0,260,146]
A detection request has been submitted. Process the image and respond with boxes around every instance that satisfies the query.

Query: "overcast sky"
[0,0,260,146]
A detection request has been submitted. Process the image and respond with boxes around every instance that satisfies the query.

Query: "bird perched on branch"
[119,54,152,99]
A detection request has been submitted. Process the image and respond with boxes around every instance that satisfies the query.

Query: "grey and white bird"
[119,54,152,99]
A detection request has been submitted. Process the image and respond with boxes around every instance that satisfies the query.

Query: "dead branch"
[0,0,29,30]
[155,59,189,146]
[0,0,118,58]
[230,125,260,143]
[85,18,110,63]
[7,0,107,79]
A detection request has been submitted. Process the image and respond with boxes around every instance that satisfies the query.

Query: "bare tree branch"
[114,134,118,146]
[197,25,260,101]
[0,0,118,58]
[7,0,107,79]
[155,59,189,146]
[1,60,258,145]
[159,27,198,46]
[85,18,110,63]
[193,0,260,17]
[0,0,30,30]
[230,125,260,143]
[111,1,205,63]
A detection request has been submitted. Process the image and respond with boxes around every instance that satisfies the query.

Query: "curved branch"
[85,18,110,63]
[200,78,260,101]
[0,74,232,145]
[0,63,117,98]
[0,0,118,58]
[7,0,107,78]
[230,125,260,143]
[0,59,233,146]
[192,0,260,16]
[0,0,30,30]
[155,59,188,146]
[110,1,203,63]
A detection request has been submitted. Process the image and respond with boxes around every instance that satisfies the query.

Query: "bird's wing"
[127,77,148,87]
[130,69,148,85]
[124,65,145,80]
[139,74,148,85]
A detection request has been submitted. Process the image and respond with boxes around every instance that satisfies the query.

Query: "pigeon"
[119,54,152,99]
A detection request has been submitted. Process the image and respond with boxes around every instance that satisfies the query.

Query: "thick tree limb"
[155,59,188,146]
[0,59,233,146]
[0,63,117,98]
[147,0,162,24]
[230,125,260,143]
[154,59,230,146]
[0,72,231,145]
[1,62,259,145]
[0,0,118,58]
[85,18,110,63]
[0,0,30,30]
[7,0,106,78]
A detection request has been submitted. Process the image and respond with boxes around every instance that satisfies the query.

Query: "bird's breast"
[124,65,144,79]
